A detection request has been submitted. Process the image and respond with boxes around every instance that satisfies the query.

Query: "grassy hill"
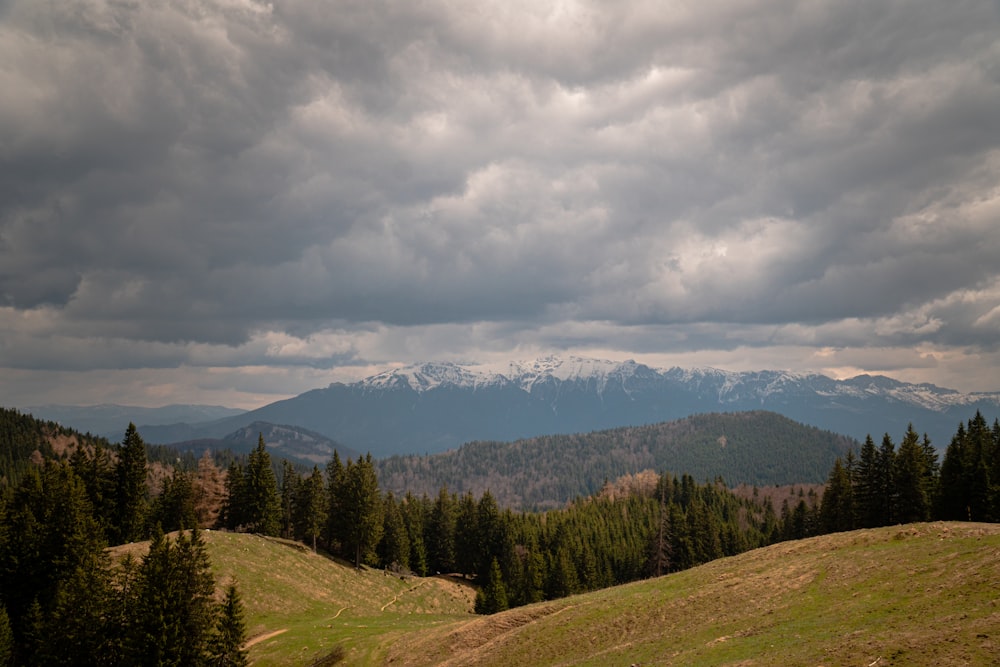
[385,522,1000,667]
[112,531,478,666]
[139,523,1000,666]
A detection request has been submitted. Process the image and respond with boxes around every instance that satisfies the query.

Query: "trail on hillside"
[381,579,429,611]
[244,628,288,648]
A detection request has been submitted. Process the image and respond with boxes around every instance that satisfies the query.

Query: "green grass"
[385,522,1000,667]
[115,523,1000,666]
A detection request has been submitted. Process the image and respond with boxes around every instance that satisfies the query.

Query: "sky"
[2,0,1000,410]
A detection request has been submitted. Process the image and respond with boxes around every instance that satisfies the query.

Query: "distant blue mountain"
[19,403,246,441]
[133,357,1000,458]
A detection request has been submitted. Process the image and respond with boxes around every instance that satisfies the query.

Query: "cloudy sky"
[2,0,1000,409]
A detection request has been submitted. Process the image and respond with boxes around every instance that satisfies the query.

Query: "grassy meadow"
[116,522,1000,666]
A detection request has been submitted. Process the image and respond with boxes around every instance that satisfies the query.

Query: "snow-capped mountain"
[135,356,1000,458]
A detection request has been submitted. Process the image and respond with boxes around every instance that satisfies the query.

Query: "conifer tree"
[209,584,249,667]
[820,457,855,533]
[401,493,429,576]
[114,423,149,544]
[324,450,346,552]
[875,433,897,526]
[242,435,281,536]
[279,460,300,540]
[428,486,457,574]
[294,466,328,552]
[894,424,930,523]
[379,492,410,570]
[855,435,880,528]
[342,454,384,568]
[125,527,219,666]
[225,471,247,531]
[938,423,968,520]
[453,492,479,577]
[474,557,509,614]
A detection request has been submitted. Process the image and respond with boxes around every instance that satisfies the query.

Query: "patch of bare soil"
[244,628,288,648]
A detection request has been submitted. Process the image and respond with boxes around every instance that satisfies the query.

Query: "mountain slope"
[383,522,1000,667]
[133,357,999,458]
[166,421,360,467]
[19,403,246,440]
[376,411,854,509]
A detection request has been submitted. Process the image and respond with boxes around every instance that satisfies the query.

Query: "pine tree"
[474,558,509,614]
[219,462,247,530]
[875,433,896,526]
[343,454,384,568]
[379,492,410,570]
[401,493,429,576]
[294,466,328,552]
[324,450,346,553]
[279,460,301,540]
[453,492,479,577]
[125,527,219,666]
[938,423,968,520]
[820,457,855,533]
[855,435,880,528]
[114,423,149,544]
[209,585,249,667]
[428,486,456,574]
[243,435,281,536]
[894,424,930,524]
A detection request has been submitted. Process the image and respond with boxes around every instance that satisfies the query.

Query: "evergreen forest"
[1,405,1000,664]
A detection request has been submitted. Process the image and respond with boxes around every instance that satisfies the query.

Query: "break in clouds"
[1,0,1000,405]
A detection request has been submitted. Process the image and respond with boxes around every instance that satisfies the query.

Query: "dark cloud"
[1,0,999,405]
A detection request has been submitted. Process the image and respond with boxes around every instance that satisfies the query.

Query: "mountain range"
[22,356,1000,458]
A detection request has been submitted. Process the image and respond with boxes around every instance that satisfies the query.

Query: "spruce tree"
[209,585,249,667]
[114,423,149,544]
[294,466,328,552]
[428,486,457,574]
[379,492,410,570]
[243,435,281,536]
[342,454,384,568]
[474,557,509,614]
[279,460,300,540]
[820,457,855,533]
[855,435,880,528]
[324,450,346,553]
[938,424,968,520]
[894,424,930,524]
[875,433,897,526]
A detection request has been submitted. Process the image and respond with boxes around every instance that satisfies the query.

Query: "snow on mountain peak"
[351,356,1000,412]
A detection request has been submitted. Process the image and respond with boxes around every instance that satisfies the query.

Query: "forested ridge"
[377,411,854,509]
[2,405,1000,664]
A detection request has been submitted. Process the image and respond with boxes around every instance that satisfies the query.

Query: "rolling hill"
[384,521,1000,667]
[124,522,1000,666]
[376,411,855,509]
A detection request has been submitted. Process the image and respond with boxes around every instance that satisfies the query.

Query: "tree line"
[816,411,1000,535]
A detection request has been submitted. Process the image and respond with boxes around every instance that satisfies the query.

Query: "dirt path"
[381,579,429,611]
[244,628,288,648]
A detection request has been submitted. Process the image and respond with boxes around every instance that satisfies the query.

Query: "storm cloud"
[2,0,1000,407]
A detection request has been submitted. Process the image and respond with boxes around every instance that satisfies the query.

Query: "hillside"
[384,522,1000,667]
[110,531,477,666]
[112,523,1000,666]
[377,411,854,509]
